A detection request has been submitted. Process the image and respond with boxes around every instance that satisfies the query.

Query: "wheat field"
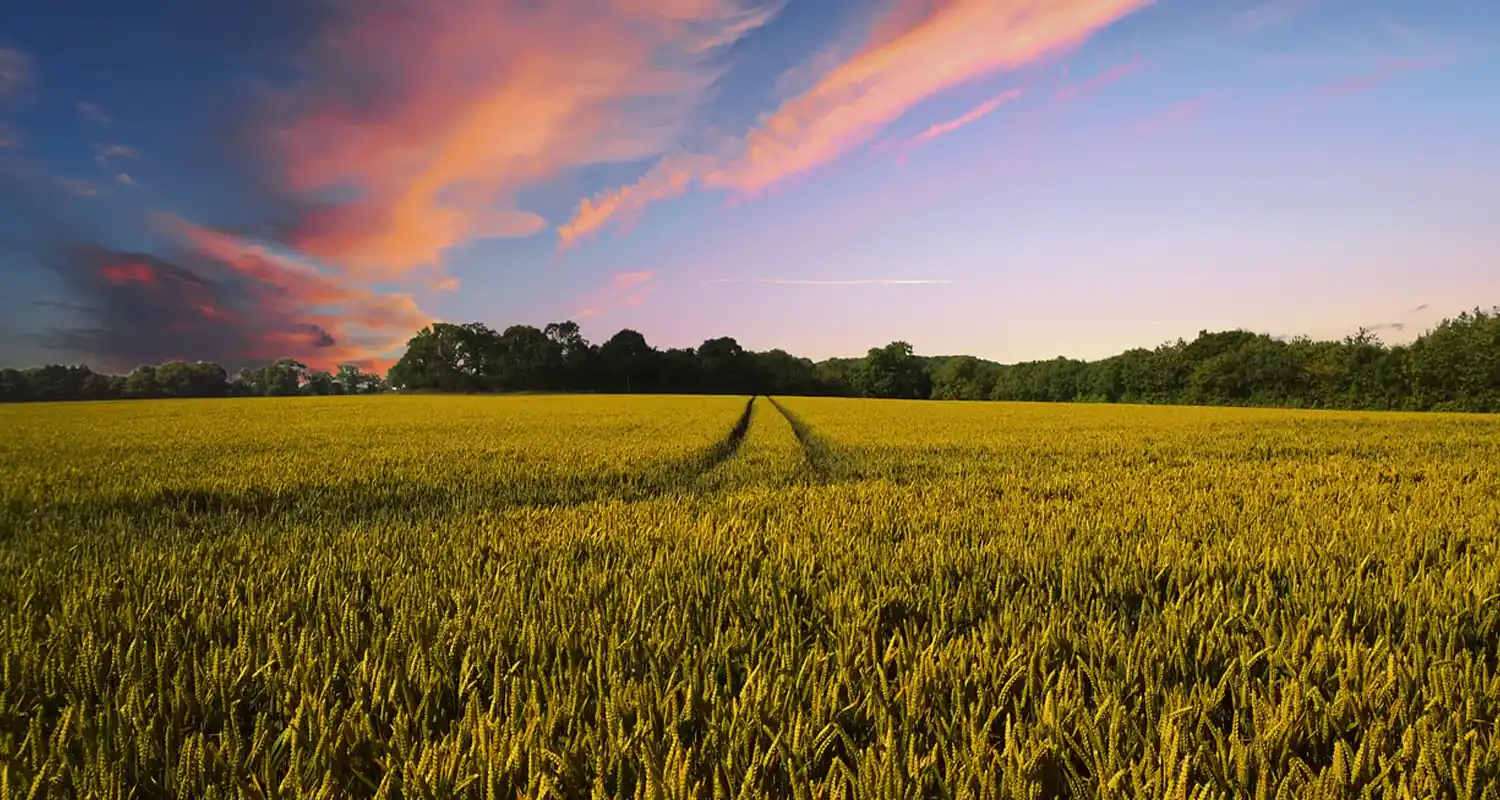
[2,395,1498,798]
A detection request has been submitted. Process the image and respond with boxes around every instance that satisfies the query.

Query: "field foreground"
[2,396,1500,798]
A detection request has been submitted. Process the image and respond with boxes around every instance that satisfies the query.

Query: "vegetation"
[4,307,1498,412]
[0,359,388,402]
[3,395,1499,797]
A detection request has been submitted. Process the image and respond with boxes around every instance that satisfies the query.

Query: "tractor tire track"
[679,395,756,479]
[33,396,761,528]
[766,397,840,483]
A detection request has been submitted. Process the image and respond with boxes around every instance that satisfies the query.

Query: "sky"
[1,0,1497,372]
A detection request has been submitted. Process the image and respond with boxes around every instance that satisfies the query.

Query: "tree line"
[3,307,1497,412]
[0,360,387,402]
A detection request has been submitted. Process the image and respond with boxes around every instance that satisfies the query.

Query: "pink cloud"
[707,0,1153,194]
[559,0,1152,244]
[270,0,778,281]
[158,215,433,370]
[892,88,1023,154]
[1229,0,1319,35]
[710,277,951,286]
[575,270,658,318]
[1308,59,1429,105]
[558,152,714,249]
[1054,56,1146,102]
[1134,93,1218,135]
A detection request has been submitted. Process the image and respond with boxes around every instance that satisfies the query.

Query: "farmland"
[2,396,1499,798]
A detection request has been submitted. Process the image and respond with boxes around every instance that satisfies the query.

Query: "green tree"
[854,342,929,399]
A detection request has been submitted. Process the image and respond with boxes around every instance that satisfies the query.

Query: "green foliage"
[2,396,1499,796]
[853,341,929,399]
[6,307,1500,412]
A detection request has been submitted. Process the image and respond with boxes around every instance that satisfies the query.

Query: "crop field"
[2,395,1500,798]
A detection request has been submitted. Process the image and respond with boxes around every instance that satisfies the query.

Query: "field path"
[696,396,813,490]
[766,396,841,482]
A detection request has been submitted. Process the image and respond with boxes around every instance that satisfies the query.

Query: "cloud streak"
[560,0,1151,245]
[709,277,952,285]
[1054,56,1146,102]
[1134,93,1218,134]
[1228,0,1319,35]
[76,102,111,125]
[0,46,31,102]
[898,89,1023,152]
[38,239,427,373]
[575,270,658,318]
[706,0,1153,193]
[270,0,780,281]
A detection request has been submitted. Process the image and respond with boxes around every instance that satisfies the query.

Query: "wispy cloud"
[575,270,657,318]
[1308,58,1430,105]
[1411,303,1429,313]
[561,0,1152,246]
[40,241,423,373]
[559,152,715,248]
[76,102,111,125]
[271,0,781,281]
[1228,0,1319,35]
[58,178,102,197]
[93,143,136,170]
[709,278,952,286]
[1134,92,1219,134]
[706,0,1153,194]
[0,46,31,102]
[155,215,431,369]
[894,89,1024,153]
[0,121,16,148]
[1054,56,1146,102]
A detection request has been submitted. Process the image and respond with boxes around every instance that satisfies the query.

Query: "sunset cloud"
[93,143,135,170]
[0,47,31,102]
[1054,56,1146,102]
[706,0,1152,194]
[1307,58,1429,105]
[559,0,1150,244]
[558,152,713,248]
[1134,93,1218,134]
[156,215,432,369]
[39,245,402,372]
[271,0,780,280]
[897,89,1023,152]
[575,270,658,318]
[1229,0,1319,35]
[76,102,111,125]
[59,178,102,197]
[709,277,952,285]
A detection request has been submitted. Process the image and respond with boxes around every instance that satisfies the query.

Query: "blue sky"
[1,0,1497,371]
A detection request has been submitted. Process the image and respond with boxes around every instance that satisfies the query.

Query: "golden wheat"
[0,395,1496,798]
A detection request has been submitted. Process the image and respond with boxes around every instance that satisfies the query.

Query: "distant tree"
[930,355,996,400]
[302,370,335,395]
[8,306,1500,411]
[753,349,826,396]
[599,329,656,393]
[387,324,467,391]
[155,361,229,398]
[495,325,563,391]
[124,365,159,399]
[854,342,929,399]
[0,368,29,402]
[697,337,755,395]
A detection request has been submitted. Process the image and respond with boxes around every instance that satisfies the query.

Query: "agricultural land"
[2,396,1499,798]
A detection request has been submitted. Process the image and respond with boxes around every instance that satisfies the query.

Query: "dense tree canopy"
[4,308,1499,412]
[0,360,386,402]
